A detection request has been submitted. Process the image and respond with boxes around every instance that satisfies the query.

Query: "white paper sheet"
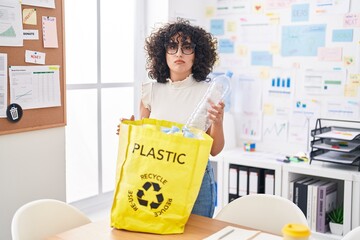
[203,226,260,240]
[21,0,55,9]
[0,0,23,46]
[203,226,282,240]
[9,65,61,109]
[0,53,7,117]
[42,16,58,48]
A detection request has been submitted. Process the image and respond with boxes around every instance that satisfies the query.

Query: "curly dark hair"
[145,19,218,83]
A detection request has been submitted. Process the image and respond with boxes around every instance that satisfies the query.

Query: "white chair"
[215,194,308,235]
[342,226,360,240]
[11,199,92,240]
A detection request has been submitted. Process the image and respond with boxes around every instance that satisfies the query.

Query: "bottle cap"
[282,223,310,238]
[225,70,233,78]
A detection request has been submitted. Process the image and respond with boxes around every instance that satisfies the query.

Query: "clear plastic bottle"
[184,70,232,132]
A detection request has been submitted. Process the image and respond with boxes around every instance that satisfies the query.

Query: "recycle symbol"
[137,181,164,209]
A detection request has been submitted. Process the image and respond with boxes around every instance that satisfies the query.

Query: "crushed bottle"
[185,70,232,132]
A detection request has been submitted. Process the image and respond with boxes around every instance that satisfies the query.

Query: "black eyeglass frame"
[164,43,196,55]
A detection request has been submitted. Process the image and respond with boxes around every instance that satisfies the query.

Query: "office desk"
[46,214,256,240]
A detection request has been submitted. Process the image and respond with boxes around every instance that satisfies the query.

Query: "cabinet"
[310,118,360,170]
[282,161,360,240]
[217,148,360,240]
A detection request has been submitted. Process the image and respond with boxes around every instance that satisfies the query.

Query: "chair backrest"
[343,226,360,240]
[215,194,308,235]
[11,199,92,240]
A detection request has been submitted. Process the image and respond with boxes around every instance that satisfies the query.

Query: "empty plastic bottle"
[184,70,232,132]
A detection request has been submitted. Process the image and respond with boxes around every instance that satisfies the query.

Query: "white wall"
[0,127,66,240]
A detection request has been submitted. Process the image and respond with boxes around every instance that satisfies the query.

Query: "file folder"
[264,169,275,195]
[248,168,264,194]
[294,177,315,217]
[238,166,248,196]
[229,164,239,202]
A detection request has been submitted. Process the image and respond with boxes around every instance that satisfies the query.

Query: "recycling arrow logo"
[137,181,164,209]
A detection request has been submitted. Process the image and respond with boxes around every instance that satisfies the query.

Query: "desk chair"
[11,199,91,240]
[215,194,308,235]
[342,226,360,240]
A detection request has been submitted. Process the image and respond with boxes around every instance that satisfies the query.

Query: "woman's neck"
[170,71,192,82]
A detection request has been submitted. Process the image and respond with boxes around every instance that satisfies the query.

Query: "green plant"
[328,206,343,224]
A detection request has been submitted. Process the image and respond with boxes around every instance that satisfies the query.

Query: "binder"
[306,180,320,227]
[293,177,312,205]
[289,179,296,202]
[229,164,239,202]
[248,168,264,194]
[264,169,275,195]
[317,181,337,233]
[238,166,248,196]
[297,178,318,217]
[310,180,328,230]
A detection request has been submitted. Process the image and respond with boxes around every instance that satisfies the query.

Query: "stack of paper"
[203,226,282,240]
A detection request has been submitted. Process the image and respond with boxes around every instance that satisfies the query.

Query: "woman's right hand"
[116,115,135,135]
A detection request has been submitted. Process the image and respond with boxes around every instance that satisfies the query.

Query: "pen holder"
[282,223,310,240]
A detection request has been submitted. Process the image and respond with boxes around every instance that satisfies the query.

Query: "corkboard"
[0,0,66,135]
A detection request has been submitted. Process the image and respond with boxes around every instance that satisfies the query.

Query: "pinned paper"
[210,19,224,36]
[25,50,46,64]
[259,67,270,79]
[263,103,274,115]
[23,9,37,25]
[42,16,58,48]
[318,47,342,62]
[343,56,354,66]
[269,43,280,54]
[266,12,280,25]
[291,4,310,22]
[205,6,215,18]
[236,45,248,56]
[332,29,353,42]
[227,21,236,32]
[23,30,39,40]
[344,84,358,97]
[349,74,360,86]
[343,13,360,27]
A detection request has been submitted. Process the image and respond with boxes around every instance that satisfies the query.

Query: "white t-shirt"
[142,74,209,124]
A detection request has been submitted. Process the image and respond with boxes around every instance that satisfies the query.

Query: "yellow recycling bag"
[111,118,213,234]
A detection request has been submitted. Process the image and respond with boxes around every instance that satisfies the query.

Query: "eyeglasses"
[165,42,196,55]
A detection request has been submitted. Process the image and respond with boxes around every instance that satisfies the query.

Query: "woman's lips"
[175,60,185,64]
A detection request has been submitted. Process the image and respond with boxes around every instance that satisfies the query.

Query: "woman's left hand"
[208,101,225,126]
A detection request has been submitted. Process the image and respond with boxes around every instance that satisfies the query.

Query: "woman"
[120,19,225,218]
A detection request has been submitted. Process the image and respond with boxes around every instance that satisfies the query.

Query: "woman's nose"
[175,45,183,56]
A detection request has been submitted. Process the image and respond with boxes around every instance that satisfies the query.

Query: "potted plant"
[328,206,343,236]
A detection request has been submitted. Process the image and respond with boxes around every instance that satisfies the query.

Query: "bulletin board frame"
[0,0,66,135]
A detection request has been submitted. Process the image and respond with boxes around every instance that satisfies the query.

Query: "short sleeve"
[141,81,153,111]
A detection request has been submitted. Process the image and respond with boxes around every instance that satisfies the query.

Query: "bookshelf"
[216,148,360,240]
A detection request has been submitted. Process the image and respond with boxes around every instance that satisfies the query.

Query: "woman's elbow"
[210,144,224,157]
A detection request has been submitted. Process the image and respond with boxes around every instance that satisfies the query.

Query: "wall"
[0,127,66,240]
[169,0,360,156]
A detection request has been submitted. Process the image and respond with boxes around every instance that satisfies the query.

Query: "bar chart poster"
[265,68,296,99]
[238,111,262,141]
